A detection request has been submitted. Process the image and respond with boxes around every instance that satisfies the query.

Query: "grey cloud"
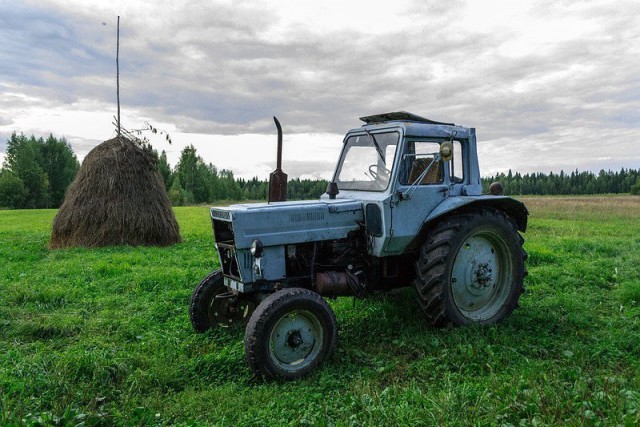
[0,132,10,155]
[64,135,104,158]
[1,0,639,177]
[0,3,114,102]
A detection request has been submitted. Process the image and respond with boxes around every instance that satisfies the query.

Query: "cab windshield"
[334,132,399,191]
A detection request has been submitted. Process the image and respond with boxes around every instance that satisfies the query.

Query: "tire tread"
[244,288,337,381]
[189,270,224,333]
[413,208,526,327]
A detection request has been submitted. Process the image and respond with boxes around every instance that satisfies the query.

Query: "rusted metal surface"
[315,271,353,296]
[489,182,504,195]
[268,116,288,203]
[325,181,339,199]
[315,269,366,297]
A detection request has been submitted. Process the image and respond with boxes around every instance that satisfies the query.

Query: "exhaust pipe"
[268,116,288,202]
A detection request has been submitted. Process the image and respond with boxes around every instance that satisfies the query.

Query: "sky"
[0,0,639,179]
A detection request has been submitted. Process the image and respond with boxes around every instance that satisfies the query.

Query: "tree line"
[2,133,639,209]
[482,169,640,196]
[0,134,327,208]
[0,133,80,208]
[157,144,327,205]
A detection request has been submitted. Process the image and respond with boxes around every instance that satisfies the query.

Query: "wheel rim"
[451,231,513,321]
[209,297,256,328]
[268,309,324,372]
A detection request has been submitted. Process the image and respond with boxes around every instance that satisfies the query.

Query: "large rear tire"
[414,208,526,327]
[245,288,337,381]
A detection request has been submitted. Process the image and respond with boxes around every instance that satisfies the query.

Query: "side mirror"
[440,141,453,162]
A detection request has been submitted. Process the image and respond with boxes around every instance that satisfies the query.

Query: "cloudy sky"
[1,0,639,179]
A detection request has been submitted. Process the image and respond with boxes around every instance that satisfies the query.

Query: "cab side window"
[400,141,444,185]
[450,140,464,183]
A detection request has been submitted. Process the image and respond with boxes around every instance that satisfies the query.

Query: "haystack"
[50,137,181,248]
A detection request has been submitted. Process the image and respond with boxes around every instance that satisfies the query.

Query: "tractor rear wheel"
[245,288,337,381]
[414,208,526,327]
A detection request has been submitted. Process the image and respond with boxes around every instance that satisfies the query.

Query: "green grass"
[1,196,639,426]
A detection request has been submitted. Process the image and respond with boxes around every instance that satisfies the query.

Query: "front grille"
[217,243,241,280]
[213,219,234,244]
[242,252,252,269]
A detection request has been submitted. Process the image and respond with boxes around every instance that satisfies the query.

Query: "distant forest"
[481,169,640,196]
[1,132,639,209]
[156,145,327,205]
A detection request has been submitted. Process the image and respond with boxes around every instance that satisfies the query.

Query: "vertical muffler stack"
[268,116,287,202]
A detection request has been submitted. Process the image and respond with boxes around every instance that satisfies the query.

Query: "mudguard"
[405,195,528,253]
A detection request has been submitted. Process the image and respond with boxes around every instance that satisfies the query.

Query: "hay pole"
[116,15,121,143]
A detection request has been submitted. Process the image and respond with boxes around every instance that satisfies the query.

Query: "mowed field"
[1,196,639,425]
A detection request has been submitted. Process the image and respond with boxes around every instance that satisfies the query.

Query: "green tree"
[168,177,185,206]
[631,177,640,195]
[4,133,50,208]
[174,145,210,203]
[0,170,29,208]
[157,150,173,191]
[40,134,79,207]
[2,133,80,208]
[218,169,242,200]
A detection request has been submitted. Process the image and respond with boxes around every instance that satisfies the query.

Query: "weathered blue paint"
[211,199,363,282]
[210,112,527,290]
[211,199,363,249]
[423,195,527,228]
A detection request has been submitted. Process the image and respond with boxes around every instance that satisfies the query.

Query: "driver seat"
[408,157,443,184]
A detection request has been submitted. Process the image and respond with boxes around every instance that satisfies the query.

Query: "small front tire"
[244,288,337,381]
[189,270,257,332]
[189,270,226,332]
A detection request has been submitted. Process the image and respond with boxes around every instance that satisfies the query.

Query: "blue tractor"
[190,112,528,380]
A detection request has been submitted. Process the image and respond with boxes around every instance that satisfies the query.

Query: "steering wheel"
[368,164,390,180]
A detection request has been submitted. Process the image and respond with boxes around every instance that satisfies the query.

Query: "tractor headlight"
[250,239,264,258]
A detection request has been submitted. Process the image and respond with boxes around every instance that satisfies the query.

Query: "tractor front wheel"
[244,288,337,381]
[414,208,526,327]
[189,270,258,331]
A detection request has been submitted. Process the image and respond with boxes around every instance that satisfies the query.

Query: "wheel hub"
[287,330,303,348]
[451,232,512,321]
[471,262,493,289]
[209,295,256,327]
[269,310,322,369]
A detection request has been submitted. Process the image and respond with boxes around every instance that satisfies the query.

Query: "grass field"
[1,196,639,425]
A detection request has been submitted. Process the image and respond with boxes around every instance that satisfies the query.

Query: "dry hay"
[50,137,181,248]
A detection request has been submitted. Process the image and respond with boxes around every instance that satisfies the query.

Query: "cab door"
[384,140,449,255]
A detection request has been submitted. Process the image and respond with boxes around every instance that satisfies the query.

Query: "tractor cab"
[326,111,484,256]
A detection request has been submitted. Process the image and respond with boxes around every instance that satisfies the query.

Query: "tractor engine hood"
[210,199,364,249]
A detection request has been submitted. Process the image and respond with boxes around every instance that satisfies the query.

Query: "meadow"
[1,196,639,425]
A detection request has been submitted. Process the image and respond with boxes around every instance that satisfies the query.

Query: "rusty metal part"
[489,182,504,195]
[275,116,283,170]
[210,291,256,327]
[315,271,352,296]
[268,116,288,202]
[326,181,339,199]
[315,269,366,297]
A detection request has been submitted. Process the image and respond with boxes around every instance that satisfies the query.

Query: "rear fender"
[406,196,528,252]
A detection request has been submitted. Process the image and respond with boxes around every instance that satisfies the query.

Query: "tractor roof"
[359,111,455,126]
[353,111,471,139]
